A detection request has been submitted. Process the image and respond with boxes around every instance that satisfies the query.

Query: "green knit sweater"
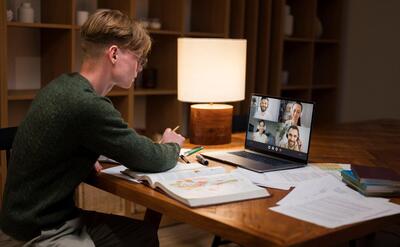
[0,73,180,241]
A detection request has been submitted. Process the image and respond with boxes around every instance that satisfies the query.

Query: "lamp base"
[190,104,233,145]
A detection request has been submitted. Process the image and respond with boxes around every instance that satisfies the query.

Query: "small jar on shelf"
[283,4,294,36]
[76,10,89,26]
[149,19,162,30]
[18,2,34,23]
[7,9,14,21]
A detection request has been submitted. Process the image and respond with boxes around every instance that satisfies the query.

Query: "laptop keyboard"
[229,151,289,166]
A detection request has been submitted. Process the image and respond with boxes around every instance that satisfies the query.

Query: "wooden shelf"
[315,39,340,44]
[284,37,314,43]
[183,32,226,38]
[8,88,135,99]
[281,89,310,101]
[312,84,337,90]
[7,22,73,29]
[8,89,38,101]
[281,85,311,90]
[107,88,129,97]
[147,29,181,36]
[134,89,177,96]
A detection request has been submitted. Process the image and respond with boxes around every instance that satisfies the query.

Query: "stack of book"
[341,164,400,196]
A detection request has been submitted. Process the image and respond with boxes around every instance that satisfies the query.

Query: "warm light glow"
[178,38,247,103]
[191,104,233,110]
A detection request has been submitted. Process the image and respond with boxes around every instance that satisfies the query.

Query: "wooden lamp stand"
[189,104,233,145]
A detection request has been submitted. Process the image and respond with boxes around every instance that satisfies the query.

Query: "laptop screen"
[245,94,315,163]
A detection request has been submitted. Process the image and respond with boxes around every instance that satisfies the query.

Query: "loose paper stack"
[269,173,400,228]
[236,163,349,190]
[237,163,400,228]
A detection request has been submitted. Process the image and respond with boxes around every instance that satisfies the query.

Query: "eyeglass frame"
[132,52,148,69]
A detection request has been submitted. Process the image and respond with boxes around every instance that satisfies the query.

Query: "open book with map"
[122,163,270,207]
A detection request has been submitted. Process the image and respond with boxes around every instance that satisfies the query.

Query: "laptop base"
[202,152,306,173]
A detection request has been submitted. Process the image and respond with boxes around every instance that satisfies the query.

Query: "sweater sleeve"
[79,95,180,172]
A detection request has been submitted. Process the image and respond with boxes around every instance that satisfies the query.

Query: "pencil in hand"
[171,126,180,132]
[158,125,180,143]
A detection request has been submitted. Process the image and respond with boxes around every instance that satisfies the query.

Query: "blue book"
[351,164,400,186]
[341,170,400,196]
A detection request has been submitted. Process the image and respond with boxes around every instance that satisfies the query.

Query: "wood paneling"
[42,0,72,24]
[0,0,8,204]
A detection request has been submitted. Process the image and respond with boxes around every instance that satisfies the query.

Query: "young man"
[280,125,302,152]
[0,10,184,246]
[253,97,273,120]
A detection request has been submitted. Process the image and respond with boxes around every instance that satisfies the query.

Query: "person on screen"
[254,97,273,120]
[285,102,302,126]
[253,120,268,143]
[280,125,302,151]
[252,120,276,145]
[0,10,185,246]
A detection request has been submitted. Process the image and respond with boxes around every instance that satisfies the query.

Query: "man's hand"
[161,128,185,146]
[297,139,303,151]
[94,161,103,174]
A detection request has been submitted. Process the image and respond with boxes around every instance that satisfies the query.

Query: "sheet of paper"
[101,165,140,183]
[263,166,329,187]
[142,166,225,182]
[236,167,292,190]
[270,192,400,228]
[309,163,351,180]
[147,162,204,174]
[180,148,190,155]
[102,163,205,184]
[309,163,351,171]
[277,175,389,206]
[98,155,120,164]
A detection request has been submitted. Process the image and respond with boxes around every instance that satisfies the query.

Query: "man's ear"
[108,45,118,64]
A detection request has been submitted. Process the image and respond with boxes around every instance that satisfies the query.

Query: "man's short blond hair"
[81,9,151,59]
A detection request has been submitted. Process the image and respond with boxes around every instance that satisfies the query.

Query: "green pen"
[184,146,204,157]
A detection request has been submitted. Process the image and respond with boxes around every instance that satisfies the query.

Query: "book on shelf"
[122,163,270,207]
[341,170,400,197]
[351,164,400,186]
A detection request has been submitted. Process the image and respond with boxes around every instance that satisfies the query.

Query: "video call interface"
[246,95,314,160]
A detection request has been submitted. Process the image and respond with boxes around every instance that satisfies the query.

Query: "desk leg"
[144,208,162,229]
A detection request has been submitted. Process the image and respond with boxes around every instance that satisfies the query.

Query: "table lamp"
[178,38,247,145]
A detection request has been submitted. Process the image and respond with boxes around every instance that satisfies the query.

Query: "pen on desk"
[196,154,209,166]
[183,146,204,157]
[179,154,190,164]
[158,125,180,144]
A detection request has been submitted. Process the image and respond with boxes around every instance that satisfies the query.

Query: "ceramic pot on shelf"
[18,2,34,23]
[315,17,323,39]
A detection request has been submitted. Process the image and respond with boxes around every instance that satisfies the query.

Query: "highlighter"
[184,146,204,157]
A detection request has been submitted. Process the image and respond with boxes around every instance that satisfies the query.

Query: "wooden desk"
[88,120,400,246]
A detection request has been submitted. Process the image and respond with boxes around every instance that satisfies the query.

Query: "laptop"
[202,94,315,173]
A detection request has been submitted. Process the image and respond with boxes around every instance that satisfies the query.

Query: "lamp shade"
[178,38,246,103]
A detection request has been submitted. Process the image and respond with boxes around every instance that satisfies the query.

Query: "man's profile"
[0,9,184,247]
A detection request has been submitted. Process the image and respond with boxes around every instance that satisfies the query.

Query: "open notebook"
[121,163,269,207]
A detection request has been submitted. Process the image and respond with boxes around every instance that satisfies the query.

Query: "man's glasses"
[132,52,147,69]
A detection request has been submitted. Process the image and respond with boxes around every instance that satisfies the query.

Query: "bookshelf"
[268,0,343,126]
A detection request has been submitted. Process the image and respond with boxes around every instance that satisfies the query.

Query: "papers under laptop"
[202,94,315,173]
